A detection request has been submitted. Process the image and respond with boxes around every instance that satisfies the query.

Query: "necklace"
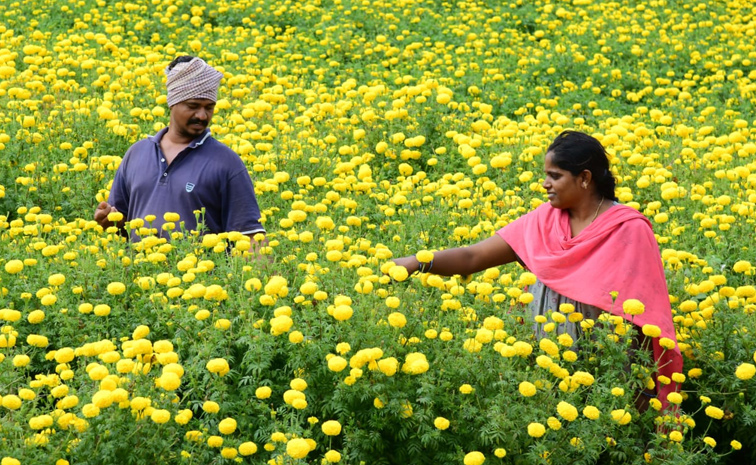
[591,197,605,222]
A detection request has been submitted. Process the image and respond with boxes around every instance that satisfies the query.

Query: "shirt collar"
[148,127,212,148]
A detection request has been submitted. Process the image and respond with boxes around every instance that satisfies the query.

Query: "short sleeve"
[108,150,131,215]
[221,163,265,235]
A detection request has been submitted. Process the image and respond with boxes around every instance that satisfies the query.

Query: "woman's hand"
[391,256,420,275]
[389,235,518,278]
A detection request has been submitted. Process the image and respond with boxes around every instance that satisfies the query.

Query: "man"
[94,56,266,243]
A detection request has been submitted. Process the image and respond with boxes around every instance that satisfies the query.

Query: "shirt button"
[163,173,168,177]
[161,158,165,162]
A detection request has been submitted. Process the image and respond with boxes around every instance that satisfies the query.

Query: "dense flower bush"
[1,0,756,464]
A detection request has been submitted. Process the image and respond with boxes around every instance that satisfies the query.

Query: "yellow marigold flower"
[611,387,625,396]
[666,392,683,405]
[107,282,126,295]
[463,451,485,465]
[92,391,114,409]
[207,435,224,448]
[434,417,450,430]
[610,409,632,425]
[328,356,348,372]
[622,299,645,315]
[735,363,756,380]
[151,409,171,424]
[539,338,559,356]
[239,442,258,455]
[13,354,30,368]
[270,315,293,335]
[286,438,311,459]
[332,305,353,321]
[416,250,434,263]
[388,312,407,328]
[2,395,22,410]
[159,372,181,391]
[175,410,192,425]
[377,357,398,376]
[705,406,724,419]
[132,325,150,340]
[220,448,237,459]
[51,385,69,399]
[29,414,53,430]
[659,338,676,350]
[264,276,289,297]
[731,440,742,450]
[48,273,66,286]
[519,292,534,304]
[5,260,24,274]
[94,304,111,317]
[27,310,45,324]
[669,431,683,442]
[163,212,180,222]
[557,401,578,421]
[641,324,661,338]
[324,450,341,463]
[336,342,351,355]
[527,422,546,438]
[290,378,308,391]
[321,420,342,436]
[401,400,413,418]
[255,386,272,399]
[703,437,716,447]
[558,303,575,314]
[2,458,21,465]
[218,418,237,435]
[519,381,537,397]
[494,448,506,458]
[131,397,151,411]
[547,417,562,431]
[27,334,49,347]
[583,405,600,420]
[389,265,409,282]
[202,401,220,414]
[206,358,230,376]
[82,403,100,418]
[733,260,752,274]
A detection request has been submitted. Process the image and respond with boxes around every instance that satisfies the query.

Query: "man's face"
[170,98,216,139]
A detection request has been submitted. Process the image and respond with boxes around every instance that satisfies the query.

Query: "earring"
[582,183,587,189]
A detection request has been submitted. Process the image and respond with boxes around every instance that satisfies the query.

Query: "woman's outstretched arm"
[392,235,518,277]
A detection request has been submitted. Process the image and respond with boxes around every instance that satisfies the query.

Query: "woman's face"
[542,151,586,209]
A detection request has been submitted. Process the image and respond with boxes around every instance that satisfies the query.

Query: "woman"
[392,130,682,409]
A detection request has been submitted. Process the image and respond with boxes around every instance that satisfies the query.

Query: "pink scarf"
[497,202,682,409]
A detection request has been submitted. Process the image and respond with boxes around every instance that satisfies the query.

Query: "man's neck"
[164,126,197,146]
[160,127,196,164]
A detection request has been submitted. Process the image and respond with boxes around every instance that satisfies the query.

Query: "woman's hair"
[547,130,617,201]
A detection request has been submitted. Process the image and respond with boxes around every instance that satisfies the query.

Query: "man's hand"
[94,201,123,229]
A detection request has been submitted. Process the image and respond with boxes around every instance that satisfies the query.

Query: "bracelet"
[416,256,434,274]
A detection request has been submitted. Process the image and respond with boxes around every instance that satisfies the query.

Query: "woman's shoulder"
[604,203,654,234]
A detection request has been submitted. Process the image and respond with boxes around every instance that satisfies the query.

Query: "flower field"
[2,0,756,463]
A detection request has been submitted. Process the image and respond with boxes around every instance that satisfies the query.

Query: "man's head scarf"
[165,57,223,107]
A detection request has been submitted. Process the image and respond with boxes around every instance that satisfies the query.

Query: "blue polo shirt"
[108,127,265,240]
